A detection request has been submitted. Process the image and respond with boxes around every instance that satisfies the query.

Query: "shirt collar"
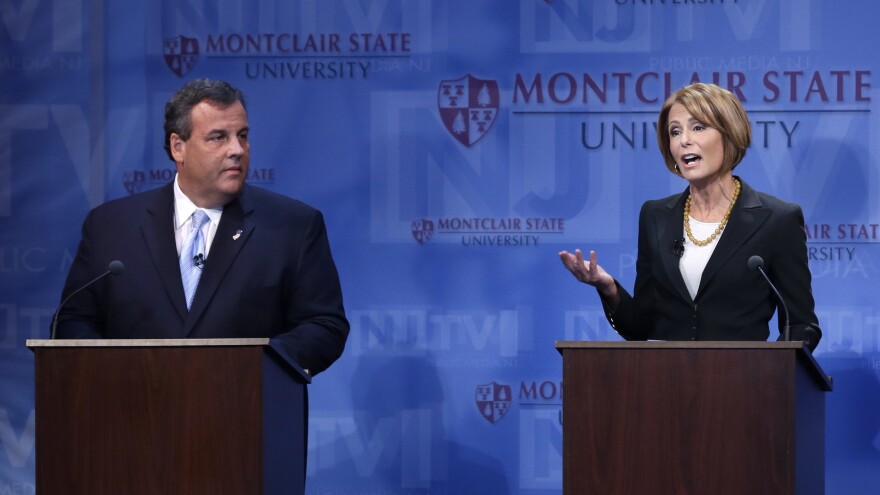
[174,174,223,229]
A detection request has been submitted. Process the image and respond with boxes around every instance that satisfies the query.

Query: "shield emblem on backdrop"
[438,74,500,147]
[475,382,512,424]
[122,170,146,195]
[163,36,200,77]
[411,219,434,245]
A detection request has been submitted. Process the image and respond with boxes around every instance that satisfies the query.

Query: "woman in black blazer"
[559,83,821,351]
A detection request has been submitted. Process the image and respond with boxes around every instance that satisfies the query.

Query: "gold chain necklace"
[683,178,741,247]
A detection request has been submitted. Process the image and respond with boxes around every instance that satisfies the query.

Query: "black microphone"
[50,260,125,340]
[193,253,205,268]
[747,255,790,343]
[672,238,685,258]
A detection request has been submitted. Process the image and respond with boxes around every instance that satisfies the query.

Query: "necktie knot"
[191,209,209,232]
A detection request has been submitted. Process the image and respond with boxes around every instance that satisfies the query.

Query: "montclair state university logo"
[438,74,500,147]
[163,35,200,77]
[476,382,511,424]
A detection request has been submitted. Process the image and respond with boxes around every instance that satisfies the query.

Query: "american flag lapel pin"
[233,229,243,240]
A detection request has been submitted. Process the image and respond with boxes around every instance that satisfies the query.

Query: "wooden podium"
[27,338,310,495]
[556,341,832,495]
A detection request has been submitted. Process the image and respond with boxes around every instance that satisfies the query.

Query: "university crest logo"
[163,35,200,77]
[438,74,500,147]
[411,219,435,245]
[475,382,511,424]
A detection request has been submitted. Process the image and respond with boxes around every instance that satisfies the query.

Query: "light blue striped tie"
[180,210,209,310]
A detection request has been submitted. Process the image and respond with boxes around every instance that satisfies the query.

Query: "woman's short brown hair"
[656,83,751,176]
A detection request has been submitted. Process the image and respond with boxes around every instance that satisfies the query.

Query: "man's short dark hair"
[163,79,247,161]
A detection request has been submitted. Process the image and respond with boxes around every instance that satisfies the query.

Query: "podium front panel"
[558,342,828,495]
[30,339,307,495]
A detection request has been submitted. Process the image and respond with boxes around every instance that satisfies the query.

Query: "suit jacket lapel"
[697,179,770,297]
[142,184,189,323]
[184,189,255,334]
[656,190,693,304]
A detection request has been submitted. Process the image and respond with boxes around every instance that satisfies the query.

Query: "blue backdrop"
[2,0,879,493]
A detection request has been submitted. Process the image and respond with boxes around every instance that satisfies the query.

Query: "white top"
[173,174,223,257]
[679,217,724,300]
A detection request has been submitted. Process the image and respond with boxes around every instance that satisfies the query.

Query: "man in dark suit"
[56,78,348,375]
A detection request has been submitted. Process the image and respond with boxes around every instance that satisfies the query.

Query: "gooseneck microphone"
[49,260,125,340]
[747,255,790,343]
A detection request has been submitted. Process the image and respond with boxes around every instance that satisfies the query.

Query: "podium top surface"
[555,340,832,391]
[26,338,269,348]
[555,340,805,351]
[26,338,310,383]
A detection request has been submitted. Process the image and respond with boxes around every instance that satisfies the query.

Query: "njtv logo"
[0,0,83,53]
[350,308,519,357]
[521,0,812,52]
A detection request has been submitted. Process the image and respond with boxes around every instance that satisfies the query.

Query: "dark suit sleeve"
[55,208,106,339]
[600,202,655,340]
[271,209,349,375]
[766,204,821,350]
